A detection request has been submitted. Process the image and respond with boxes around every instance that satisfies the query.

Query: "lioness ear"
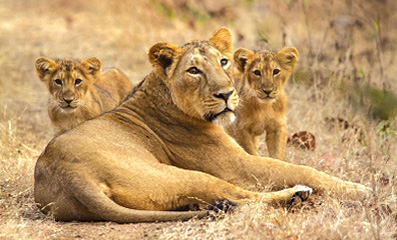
[35,57,57,81]
[276,47,299,72]
[81,57,102,78]
[209,27,233,57]
[233,48,254,73]
[148,42,179,80]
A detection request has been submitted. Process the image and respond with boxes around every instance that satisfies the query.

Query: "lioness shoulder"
[35,57,133,136]
[225,47,299,160]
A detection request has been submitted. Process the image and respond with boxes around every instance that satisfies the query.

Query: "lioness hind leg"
[107,164,312,211]
[149,169,313,209]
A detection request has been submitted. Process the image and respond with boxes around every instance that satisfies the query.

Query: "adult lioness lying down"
[34,28,368,223]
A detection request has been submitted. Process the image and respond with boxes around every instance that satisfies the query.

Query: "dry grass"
[0,0,396,239]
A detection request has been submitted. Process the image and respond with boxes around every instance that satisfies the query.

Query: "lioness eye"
[220,59,228,67]
[253,70,261,76]
[54,79,62,85]
[187,67,201,75]
[75,79,82,85]
[273,69,280,75]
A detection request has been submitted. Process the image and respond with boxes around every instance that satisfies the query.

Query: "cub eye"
[187,67,201,75]
[54,79,62,85]
[220,59,228,67]
[273,69,280,75]
[253,70,261,76]
[75,79,82,85]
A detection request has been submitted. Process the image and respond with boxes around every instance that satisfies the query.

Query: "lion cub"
[225,47,299,160]
[35,57,133,136]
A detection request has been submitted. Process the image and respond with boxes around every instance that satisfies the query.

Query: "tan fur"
[34,28,369,223]
[225,48,299,159]
[35,57,133,136]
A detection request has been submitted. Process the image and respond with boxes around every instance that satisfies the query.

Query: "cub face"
[234,48,299,101]
[148,28,239,126]
[35,57,101,112]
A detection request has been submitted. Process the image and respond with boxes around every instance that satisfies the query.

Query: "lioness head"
[148,28,238,126]
[234,47,299,101]
[35,57,101,111]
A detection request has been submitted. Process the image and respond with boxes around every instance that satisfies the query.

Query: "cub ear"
[81,57,102,78]
[209,27,233,57]
[148,42,180,80]
[35,57,57,81]
[276,47,299,72]
[233,48,255,73]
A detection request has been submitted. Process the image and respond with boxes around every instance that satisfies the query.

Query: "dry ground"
[0,0,396,239]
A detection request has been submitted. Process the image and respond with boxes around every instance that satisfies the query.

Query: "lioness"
[34,28,368,223]
[225,48,298,159]
[35,57,133,136]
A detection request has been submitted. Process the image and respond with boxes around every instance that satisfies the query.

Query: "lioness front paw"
[289,185,313,206]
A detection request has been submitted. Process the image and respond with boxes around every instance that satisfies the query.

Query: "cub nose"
[263,89,273,95]
[63,98,73,104]
[214,90,234,101]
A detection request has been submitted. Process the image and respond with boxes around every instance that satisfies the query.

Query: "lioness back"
[225,47,299,160]
[35,57,133,136]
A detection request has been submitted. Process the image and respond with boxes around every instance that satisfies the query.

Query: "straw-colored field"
[1,0,396,239]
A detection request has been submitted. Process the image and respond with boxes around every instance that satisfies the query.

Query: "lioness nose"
[214,90,234,101]
[263,89,273,95]
[63,98,73,104]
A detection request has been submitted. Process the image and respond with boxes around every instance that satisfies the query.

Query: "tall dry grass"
[0,0,396,239]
